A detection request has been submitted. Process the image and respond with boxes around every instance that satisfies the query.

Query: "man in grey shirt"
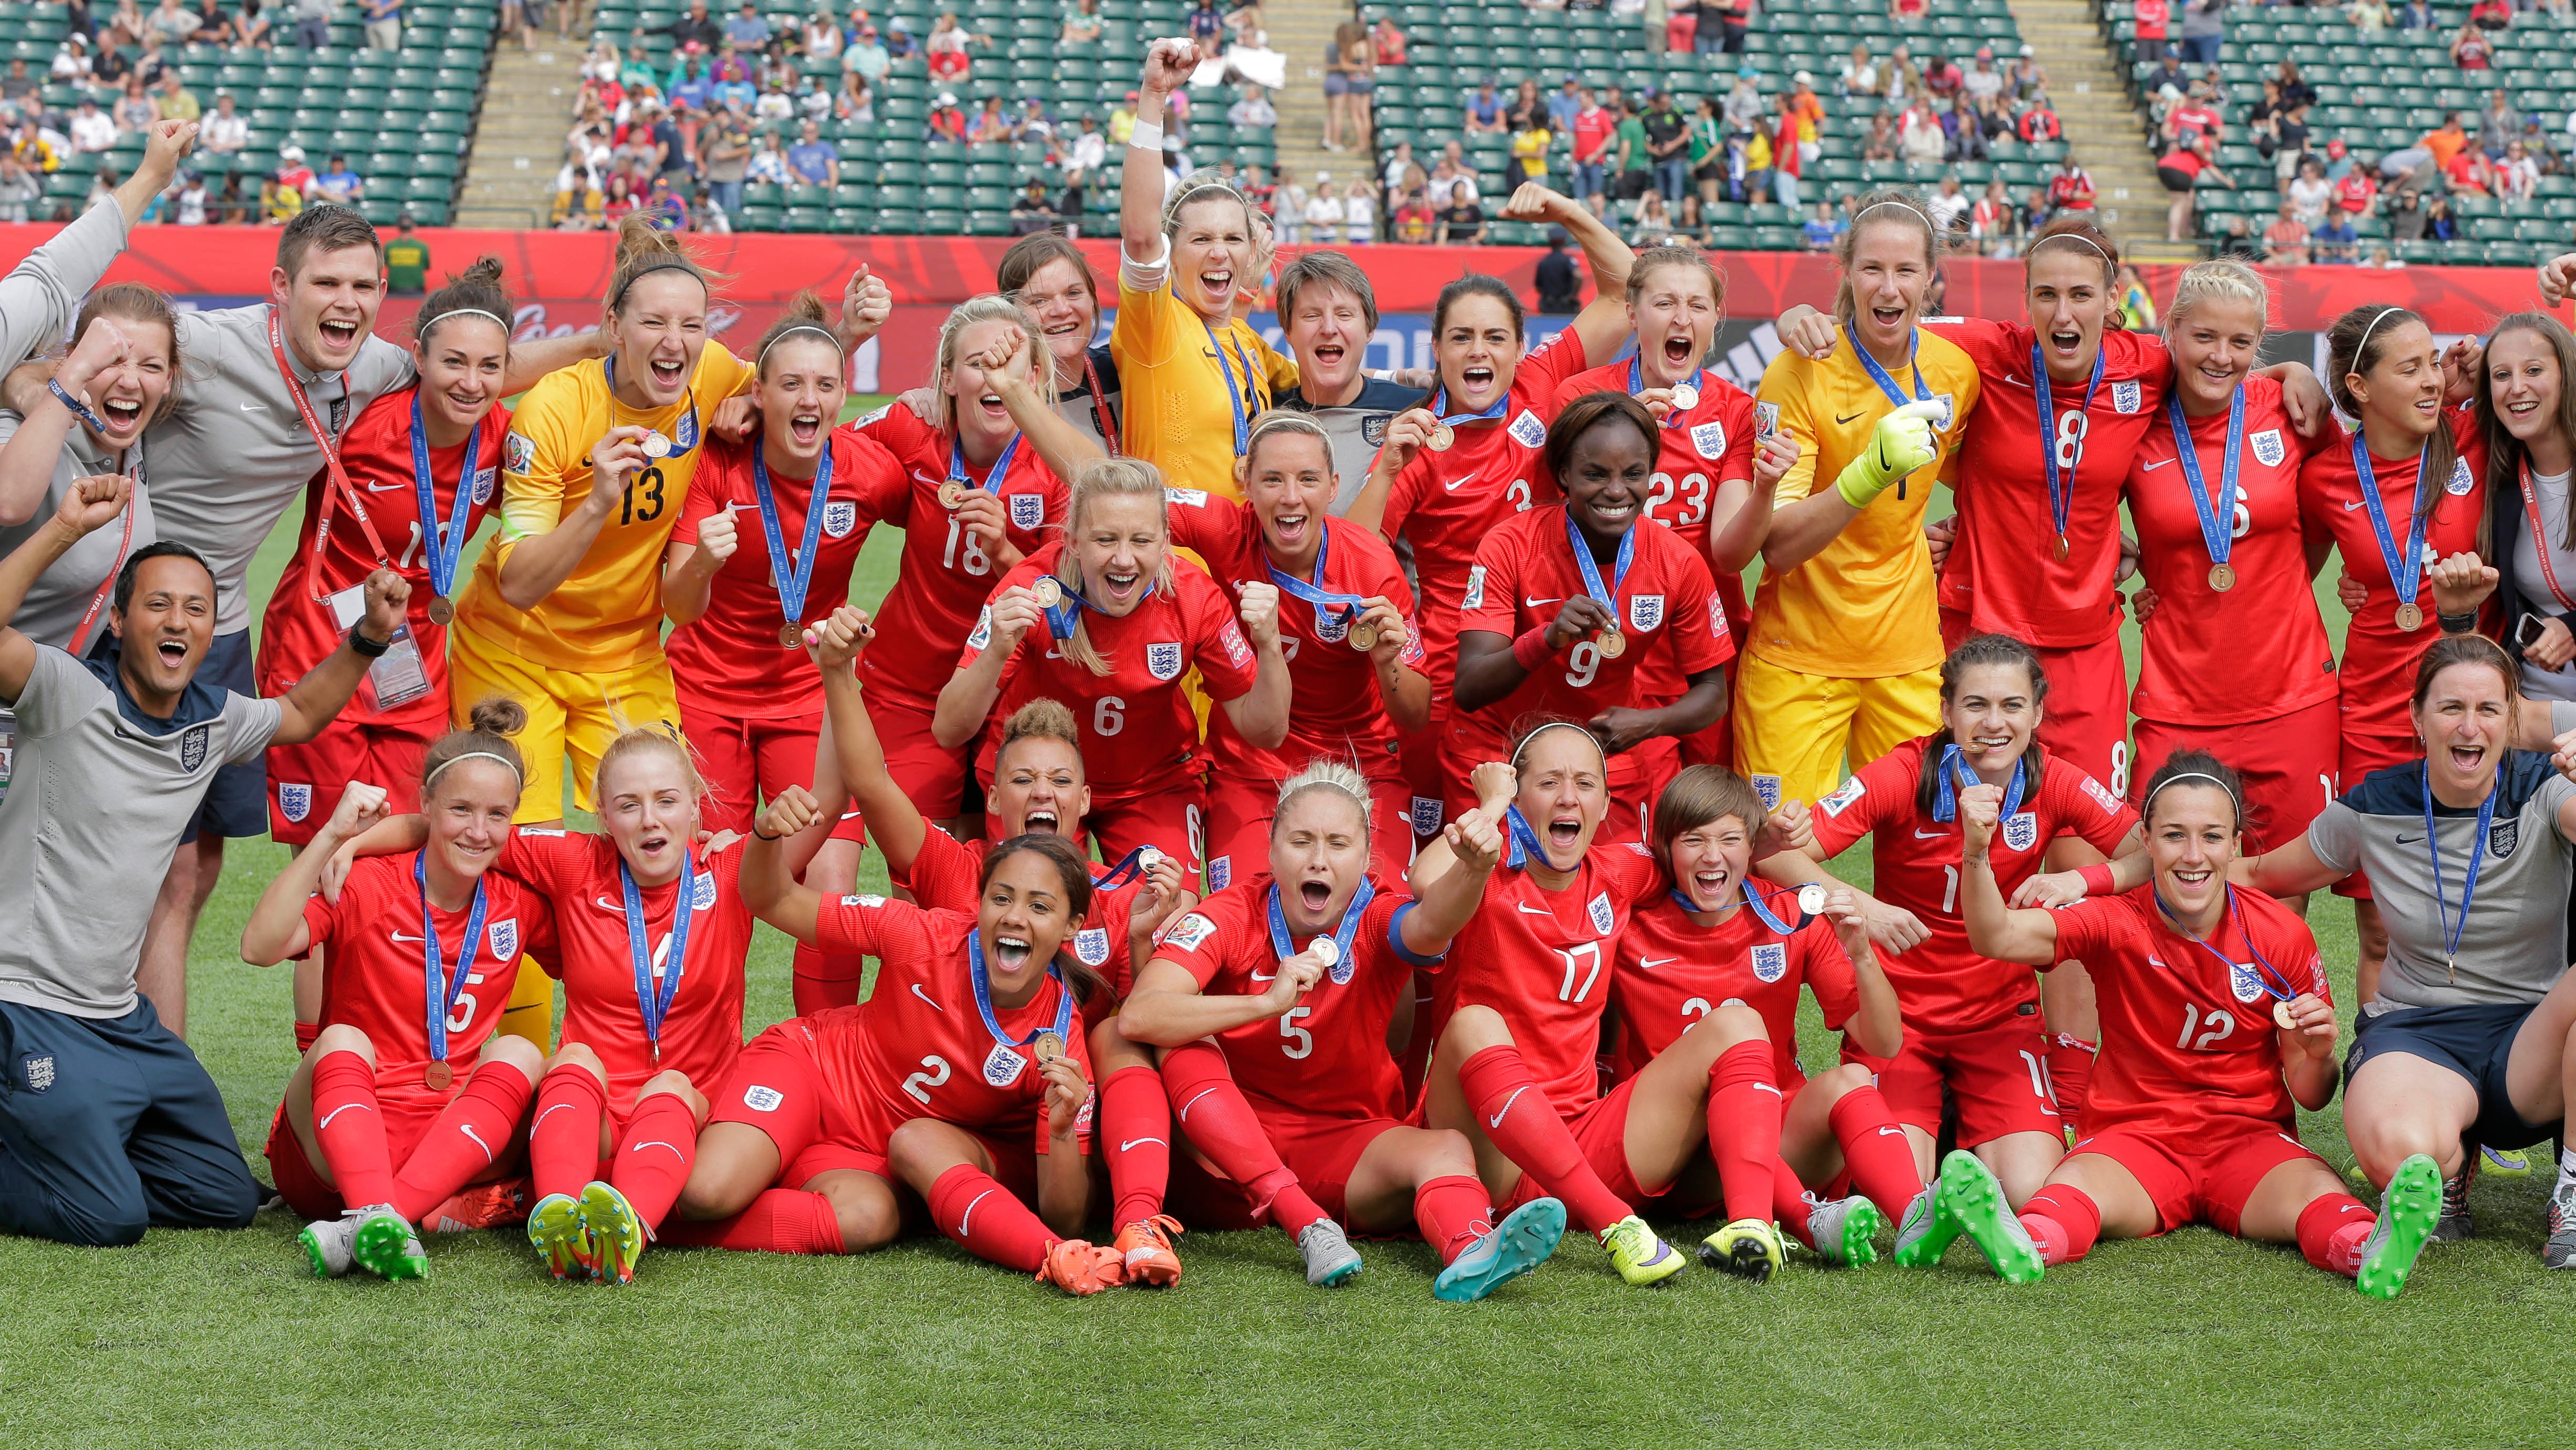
[1269,251,1419,519]
[0,478,404,1245]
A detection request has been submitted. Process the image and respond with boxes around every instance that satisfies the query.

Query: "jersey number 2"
[902,1054,953,1104]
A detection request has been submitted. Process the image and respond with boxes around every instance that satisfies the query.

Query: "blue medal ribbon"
[603,357,700,457]
[751,437,835,635]
[968,928,1075,1048]
[1667,878,1807,931]
[2351,433,2432,623]
[619,848,696,1062]
[413,853,489,1069]
[1499,805,1551,870]
[1264,877,1377,985]
[2420,767,2500,983]
[2165,386,2245,577]
[2031,343,2106,554]
[1563,507,1636,624]
[2153,883,2299,1003]
[1930,744,2026,823]
[1091,845,1155,890]
[1203,320,1256,457]
[1430,385,1509,431]
[408,392,483,605]
[1627,357,1701,430]
[1265,520,1366,638]
[949,431,1022,500]
[1037,570,1151,640]
[1844,321,1934,497]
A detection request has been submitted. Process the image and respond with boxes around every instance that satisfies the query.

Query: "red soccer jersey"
[959,546,1261,799]
[1930,320,2169,647]
[1807,738,2138,1035]
[255,387,511,727]
[2048,885,2331,1135]
[1375,329,1592,689]
[1551,362,1762,636]
[303,852,557,1112]
[1166,494,1425,788]
[2124,376,2339,726]
[849,406,1070,712]
[2297,411,2488,741]
[1150,875,1437,1122]
[887,825,1158,1001]
[498,829,756,1115]
[1608,891,1858,1089]
[1452,505,1734,793]
[665,431,898,717]
[1430,839,1664,1111]
[809,894,1094,1151]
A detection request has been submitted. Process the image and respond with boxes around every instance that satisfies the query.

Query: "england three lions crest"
[1627,595,1664,633]
[823,500,860,538]
[1147,642,1185,681]
[486,917,520,963]
[1691,421,1727,460]
[277,783,312,824]
[2250,429,2284,467]
[1009,493,1046,530]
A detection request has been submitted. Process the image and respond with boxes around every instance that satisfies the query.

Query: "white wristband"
[1128,119,1164,152]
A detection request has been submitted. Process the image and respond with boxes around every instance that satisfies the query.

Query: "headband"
[2142,770,2240,819]
[1852,199,1927,225]
[2353,305,2410,361]
[421,307,510,337]
[423,750,523,788]
[2030,232,2113,264]
[755,323,843,370]
[1509,720,1608,774]
[609,255,705,309]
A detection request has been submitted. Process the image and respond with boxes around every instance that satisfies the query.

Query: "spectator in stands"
[722,0,768,50]
[1378,138,1414,203]
[113,75,154,134]
[1462,78,1504,137]
[2048,153,2097,214]
[1791,199,1830,250]
[1667,0,1700,53]
[1424,152,1472,210]
[359,0,398,50]
[1944,93,1986,163]
[0,59,31,109]
[743,128,787,183]
[752,75,792,123]
[1388,185,1430,243]
[2286,158,2334,227]
[1862,108,1897,162]
[1338,175,1371,244]
[927,92,966,143]
[2165,81,2223,149]
[846,22,888,81]
[1185,0,1222,48]
[2364,244,2399,267]
[168,170,210,226]
[885,18,919,61]
[1629,188,1674,245]
[68,98,112,154]
[1438,187,1485,243]
[2469,0,2513,28]
[1610,97,1650,200]
[1687,95,1724,209]
[236,0,273,47]
[2334,157,2378,215]
[2009,43,2046,102]
[968,95,1011,145]
[777,116,832,187]
[1922,51,1962,100]
[2178,0,2225,64]
[699,106,747,215]
[1707,0,1751,53]
[2160,131,2232,241]
[2445,143,2495,196]
[2422,191,2459,241]
[1062,0,1102,45]
[1785,72,1823,163]
[2497,138,2540,200]
[1964,48,2004,103]
[801,9,842,59]
[2145,50,2188,100]
[2312,209,2359,263]
[1971,175,2016,255]
[2263,200,2309,264]
[1900,93,1945,165]
[0,152,34,223]
[1927,171,1970,237]
[1062,111,1104,174]
[285,0,328,48]
[2349,0,2393,31]
[1769,90,1806,206]
[151,70,196,125]
[1555,87,1606,207]
[2208,211,2256,258]
[2135,0,2172,58]
[1230,84,1276,129]
[2399,0,2436,26]
[1010,176,1061,234]
[598,171,636,225]
[1512,109,1553,189]
[1838,43,1881,100]
[2480,87,2521,158]
[2452,24,2494,71]
[1371,13,1405,65]
[1721,66,1762,132]
[927,12,981,80]
[312,152,360,204]
[145,0,192,43]
[1643,88,1688,204]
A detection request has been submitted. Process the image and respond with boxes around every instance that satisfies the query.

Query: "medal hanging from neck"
[413,852,490,1091]
[2031,342,2105,564]
[1265,876,1376,985]
[1930,742,2027,823]
[605,355,699,460]
[1563,507,1636,661]
[1092,844,1164,889]
[1035,567,1148,639]
[968,928,1075,1080]
[938,429,1021,510]
[1499,804,1554,870]
[2420,767,2499,985]
[409,391,484,627]
[2153,883,2303,1029]
[1426,383,1508,452]
[1628,356,1701,429]
[1671,877,1827,925]
[1264,521,1375,650]
[2351,432,2433,633]
[1845,319,1935,499]
[620,847,697,1069]
[274,309,394,603]
[1204,319,1256,458]
[2165,385,2245,593]
[752,436,835,648]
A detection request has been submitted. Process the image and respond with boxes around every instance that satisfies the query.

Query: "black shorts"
[178,630,267,844]
[2158,164,2199,194]
[2347,1000,2565,1152]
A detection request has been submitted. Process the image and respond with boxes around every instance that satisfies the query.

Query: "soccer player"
[994,232,1122,454]
[0,480,402,1246]
[254,261,517,1047]
[2472,312,2576,703]
[1801,634,2142,1220]
[1449,392,1737,845]
[850,301,1082,834]
[1120,762,1574,1301]
[933,456,1292,890]
[1345,183,1636,839]
[240,702,554,1280]
[1941,752,2444,1298]
[1736,189,1977,817]
[1115,38,1299,493]
[1609,766,1918,1266]
[801,608,1196,1283]
[1412,724,1788,1284]
[687,794,1123,1295]
[2124,261,2340,876]
[2076,637,2576,1268]
[1268,251,1419,512]
[2298,304,2488,1002]
[1168,412,1428,888]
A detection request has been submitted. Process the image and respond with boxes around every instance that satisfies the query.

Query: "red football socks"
[926,1162,1052,1273]
[662,1189,846,1255]
[1414,1174,1495,1266]
[1160,1042,1331,1233]
[791,942,864,1014]
[2297,1192,2377,1277]
[1704,1040,1780,1224]
[391,1062,534,1223]
[527,1063,606,1202]
[608,1092,701,1230]
[2019,1184,2102,1266]
[294,1020,320,1053]
[1828,1084,1927,1219]
[1457,1044,1631,1235]
[1100,1064,1172,1229]
[2047,1033,2097,1119]
[309,1049,397,1210]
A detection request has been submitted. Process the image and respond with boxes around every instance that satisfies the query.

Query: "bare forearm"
[1118,984,1280,1045]
[1959,856,2056,963]
[1451,638,1529,714]
[274,640,374,745]
[503,329,606,395]
[1706,479,1773,574]
[1119,89,1168,256]
[1379,662,1431,734]
[241,827,343,964]
[659,545,719,625]
[998,377,1104,484]
[1036,1145,1089,1235]
[932,655,1006,747]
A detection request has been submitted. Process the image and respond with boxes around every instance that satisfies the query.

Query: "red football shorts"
[2131,699,2339,856]
[1166,1107,1405,1229]
[2332,730,2415,901]
[264,719,436,847]
[677,701,865,842]
[1843,1015,2063,1148]
[865,690,977,824]
[2036,635,2133,800]
[1492,1074,1655,1213]
[1401,715,1448,839]
[2067,1113,2326,1237]
[1204,768,1413,892]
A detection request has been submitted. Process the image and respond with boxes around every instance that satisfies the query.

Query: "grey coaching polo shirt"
[0,647,280,1017]
[0,196,128,379]
[1276,375,1419,518]
[2308,752,2576,1010]
[0,416,153,649]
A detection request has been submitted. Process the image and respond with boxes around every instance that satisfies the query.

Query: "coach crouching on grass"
[0,476,405,1246]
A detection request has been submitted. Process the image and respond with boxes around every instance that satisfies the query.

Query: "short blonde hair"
[1051,457,1174,677]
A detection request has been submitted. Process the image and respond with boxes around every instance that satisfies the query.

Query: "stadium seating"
[1368,0,2052,249]
[2102,0,2576,263]
[0,0,498,226]
[587,0,1279,233]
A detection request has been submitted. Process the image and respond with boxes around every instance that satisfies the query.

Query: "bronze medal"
[423,1060,454,1092]
[1428,423,1455,452]
[1349,620,1379,651]
[2207,563,2235,592]
[1033,1031,1066,1065]
[1030,576,1063,609]
[2395,602,2424,632]
[2054,535,2071,563]
[781,622,805,648]
[2272,999,2300,1032]
[427,595,454,626]
[938,481,966,509]
[1595,628,1626,660]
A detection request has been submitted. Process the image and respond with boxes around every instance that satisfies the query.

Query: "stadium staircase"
[1261,0,1342,208]
[2006,0,2190,261]
[457,46,588,228]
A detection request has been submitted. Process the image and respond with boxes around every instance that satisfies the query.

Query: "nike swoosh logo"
[2147,956,2167,968]
[2395,834,2425,845]
[363,480,407,492]
[1912,828,1947,839]
[910,983,942,1010]
[1516,903,1553,915]
[1835,411,1866,425]
[1118,1138,1167,1152]
[391,931,429,945]
[1487,1085,1531,1128]
[460,1123,495,1163]
[1175,1086,1221,1122]
[1640,957,1676,970]
[2141,457,2176,471]
[1876,1126,1908,1138]
[2343,500,2367,510]
[911,469,942,485]
[1250,969,1276,983]
[317,1103,372,1130]
[1442,475,1477,491]
[1525,596,1561,608]
[956,1185,996,1236]
[628,1139,687,1161]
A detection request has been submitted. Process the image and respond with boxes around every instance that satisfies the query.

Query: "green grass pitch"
[4,405,2573,1447]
